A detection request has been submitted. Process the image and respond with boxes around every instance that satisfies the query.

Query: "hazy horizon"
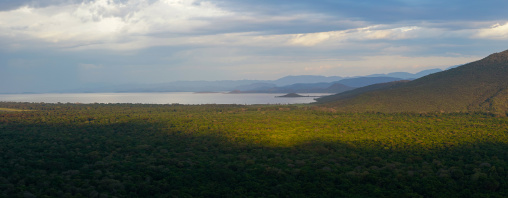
[2,0,508,93]
[0,67,442,94]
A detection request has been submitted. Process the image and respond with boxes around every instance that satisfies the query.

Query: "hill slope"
[317,50,508,115]
[315,80,410,103]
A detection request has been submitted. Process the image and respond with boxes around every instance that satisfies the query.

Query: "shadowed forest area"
[1,102,508,197]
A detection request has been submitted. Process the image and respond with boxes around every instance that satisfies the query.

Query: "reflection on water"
[0,92,331,105]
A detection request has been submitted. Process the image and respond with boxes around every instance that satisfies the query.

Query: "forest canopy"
[0,102,507,197]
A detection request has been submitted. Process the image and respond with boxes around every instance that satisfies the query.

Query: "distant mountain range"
[59,68,444,94]
[365,69,442,79]
[228,69,442,93]
[234,77,406,93]
[316,50,508,116]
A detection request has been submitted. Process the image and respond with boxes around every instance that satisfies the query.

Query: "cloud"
[0,0,231,49]
[475,22,508,40]
[0,0,492,51]
[0,0,70,11]
[288,25,423,46]
[216,0,508,23]
[289,32,334,46]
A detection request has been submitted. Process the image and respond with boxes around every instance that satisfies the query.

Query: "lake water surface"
[0,92,331,105]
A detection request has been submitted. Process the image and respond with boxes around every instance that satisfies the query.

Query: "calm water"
[0,92,331,105]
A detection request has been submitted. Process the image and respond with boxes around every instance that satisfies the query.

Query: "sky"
[1,0,508,93]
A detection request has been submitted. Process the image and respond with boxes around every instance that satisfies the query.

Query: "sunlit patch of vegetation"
[0,107,28,112]
[1,102,507,197]
[197,109,508,149]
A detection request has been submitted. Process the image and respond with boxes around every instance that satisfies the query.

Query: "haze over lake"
[0,93,331,105]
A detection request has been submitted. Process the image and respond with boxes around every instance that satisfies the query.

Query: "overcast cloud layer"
[1,0,508,93]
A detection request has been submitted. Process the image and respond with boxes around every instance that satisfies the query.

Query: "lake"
[0,92,331,105]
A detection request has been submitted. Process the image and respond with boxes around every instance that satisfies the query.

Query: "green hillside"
[318,50,508,115]
[315,80,410,103]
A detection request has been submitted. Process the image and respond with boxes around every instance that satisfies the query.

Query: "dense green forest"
[1,102,508,197]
